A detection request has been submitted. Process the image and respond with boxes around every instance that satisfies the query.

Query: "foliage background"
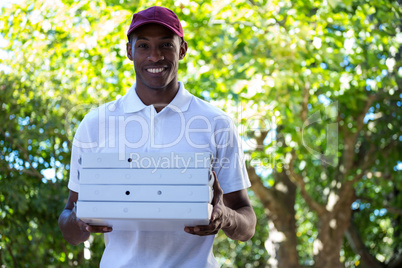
[0,0,401,267]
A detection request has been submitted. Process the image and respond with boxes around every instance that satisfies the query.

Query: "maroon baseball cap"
[127,6,183,40]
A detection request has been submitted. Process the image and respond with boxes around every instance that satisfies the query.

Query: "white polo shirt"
[68,82,250,267]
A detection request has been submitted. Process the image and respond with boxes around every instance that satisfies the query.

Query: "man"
[59,6,256,267]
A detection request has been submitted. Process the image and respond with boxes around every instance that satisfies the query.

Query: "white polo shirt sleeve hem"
[68,179,80,193]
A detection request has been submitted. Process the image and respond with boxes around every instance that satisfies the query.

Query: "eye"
[162,42,174,48]
[137,43,148,48]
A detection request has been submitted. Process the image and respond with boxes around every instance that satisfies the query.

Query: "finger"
[212,172,222,194]
[77,219,112,233]
[211,204,224,222]
[212,171,221,192]
[212,188,222,202]
[185,220,222,235]
[76,220,90,233]
[184,226,219,236]
[194,223,222,233]
[87,225,113,233]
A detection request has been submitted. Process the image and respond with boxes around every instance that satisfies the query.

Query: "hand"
[184,172,228,236]
[59,190,113,245]
[78,219,113,233]
[71,207,113,234]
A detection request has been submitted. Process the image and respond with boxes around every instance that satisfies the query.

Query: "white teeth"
[147,68,164,73]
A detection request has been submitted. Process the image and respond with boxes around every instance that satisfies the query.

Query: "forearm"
[58,209,90,246]
[222,205,256,241]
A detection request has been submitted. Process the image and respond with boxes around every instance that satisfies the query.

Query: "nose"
[147,48,164,62]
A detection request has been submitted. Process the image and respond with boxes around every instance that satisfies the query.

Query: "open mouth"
[146,67,167,74]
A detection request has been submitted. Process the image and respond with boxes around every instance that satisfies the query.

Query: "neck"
[136,81,180,113]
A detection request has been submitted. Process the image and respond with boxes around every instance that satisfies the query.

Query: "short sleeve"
[212,115,250,194]
[68,114,99,193]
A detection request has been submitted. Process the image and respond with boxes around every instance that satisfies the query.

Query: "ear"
[126,42,133,61]
[179,40,188,60]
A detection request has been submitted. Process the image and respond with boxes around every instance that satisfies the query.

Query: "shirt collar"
[122,83,147,113]
[122,82,193,114]
[166,82,192,113]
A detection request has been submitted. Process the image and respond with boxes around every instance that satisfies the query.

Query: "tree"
[0,0,130,266]
[1,0,401,267]
[205,0,402,267]
[168,0,402,267]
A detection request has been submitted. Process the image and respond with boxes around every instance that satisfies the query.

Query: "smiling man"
[58,6,256,268]
[127,23,186,106]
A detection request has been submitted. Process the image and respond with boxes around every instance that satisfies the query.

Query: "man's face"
[127,23,187,92]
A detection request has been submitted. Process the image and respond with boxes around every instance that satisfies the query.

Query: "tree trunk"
[248,167,300,268]
[265,211,300,268]
[313,198,353,268]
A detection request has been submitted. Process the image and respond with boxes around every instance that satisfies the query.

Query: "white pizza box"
[83,219,206,232]
[80,152,212,169]
[76,201,213,231]
[79,185,213,203]
[79,168,212,185]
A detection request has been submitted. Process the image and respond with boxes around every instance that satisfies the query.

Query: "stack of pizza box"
[76,152,214,231]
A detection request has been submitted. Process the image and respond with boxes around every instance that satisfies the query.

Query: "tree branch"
[343,139,397,196]
[388,252,402,268]
[246,123,275,208]
[336,142,383,214]
[356,94,377,134]
[301,84,309,122]
[246,0,260,7]
[255,130,268,151]
[345,215,386,268]
[5,239,18,268]
[356,196,402,216]
[4,164,44,179]
[342,94,377,175]
[287,150,325,214]
[247,166,275,209]
[385,206,402,216]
